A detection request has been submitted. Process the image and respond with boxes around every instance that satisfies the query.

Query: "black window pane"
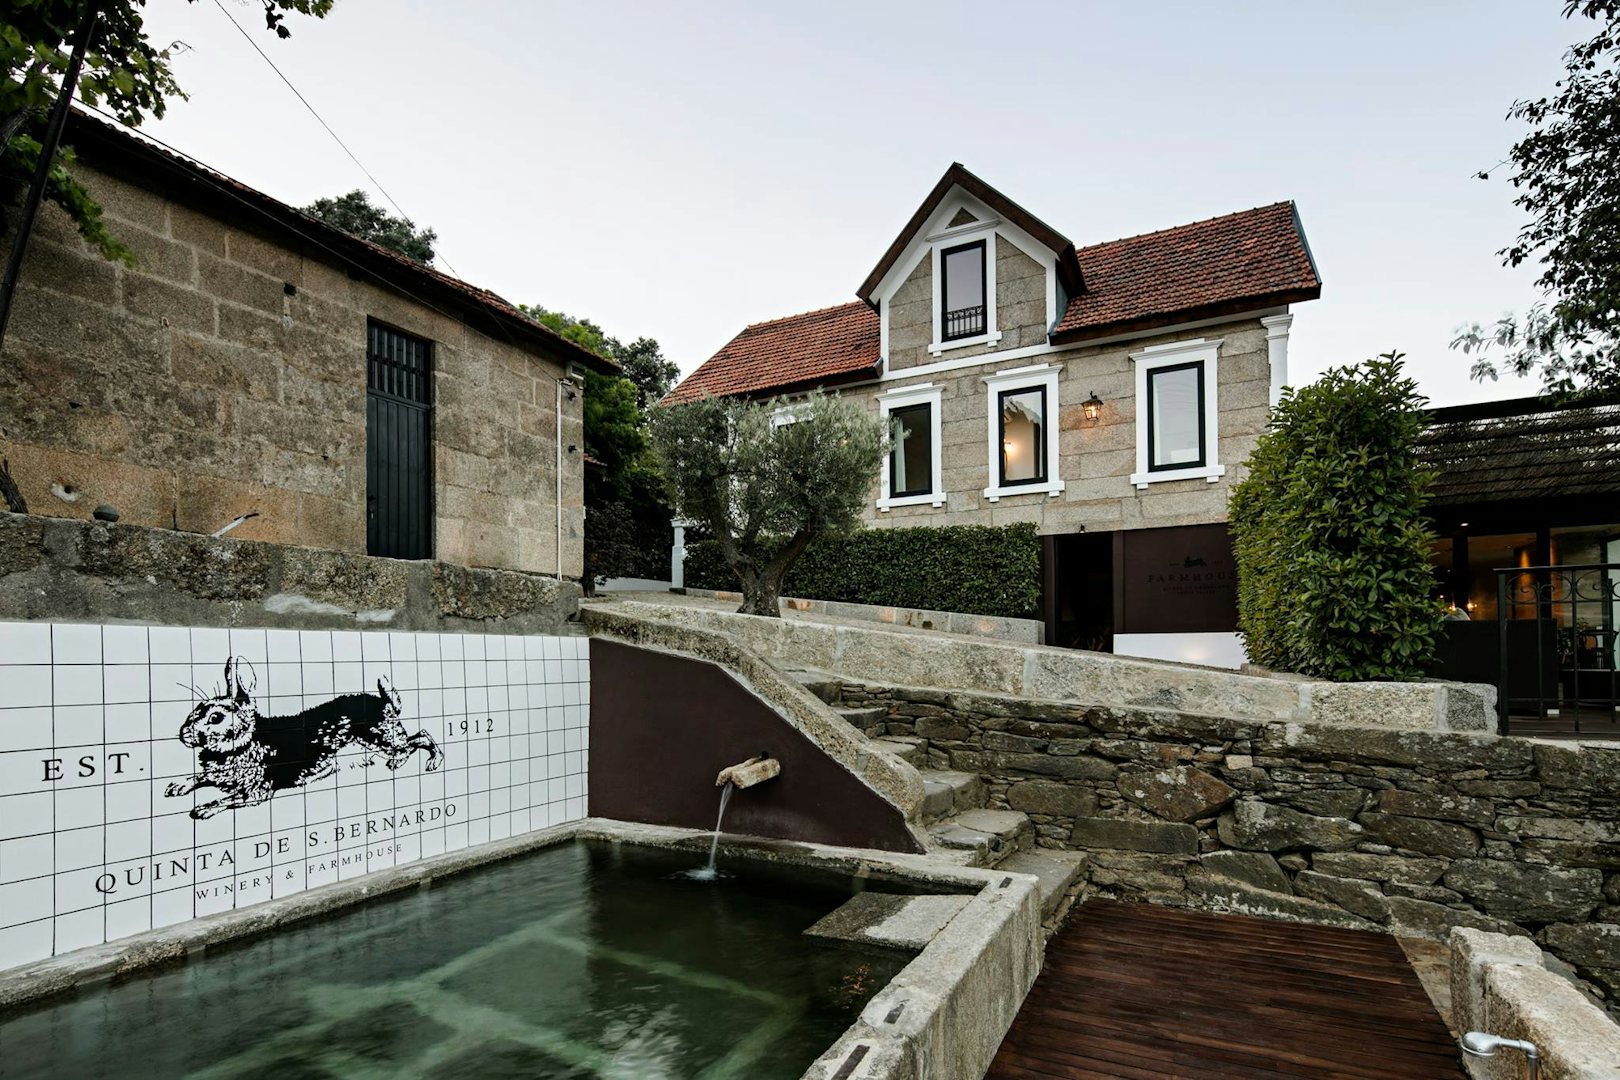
[942,241,986,340]
[890,402,933,497]
[1148,363,1204,470]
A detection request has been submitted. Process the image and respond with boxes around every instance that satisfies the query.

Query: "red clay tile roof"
[669,198,1319,404]
[1052,201,1320,342]
[664,301,879,404]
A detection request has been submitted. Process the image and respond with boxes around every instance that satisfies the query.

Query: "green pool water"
[0,841,914,1079]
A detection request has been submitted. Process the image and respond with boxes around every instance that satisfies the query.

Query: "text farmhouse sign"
[0,623,590,971]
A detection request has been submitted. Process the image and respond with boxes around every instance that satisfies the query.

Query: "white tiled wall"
[0,623,590,972]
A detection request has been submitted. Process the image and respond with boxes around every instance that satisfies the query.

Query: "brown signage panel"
[1118,523,1238,634]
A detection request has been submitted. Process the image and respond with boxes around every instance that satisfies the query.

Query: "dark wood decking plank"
[1015,1000,1463,1070]
[985,900,1464,1080]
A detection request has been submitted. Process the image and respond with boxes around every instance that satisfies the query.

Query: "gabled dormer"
[857,164,1085,373]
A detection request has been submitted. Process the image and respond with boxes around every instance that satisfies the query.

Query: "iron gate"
[365,321,433,560]
[1495,562,1620,734]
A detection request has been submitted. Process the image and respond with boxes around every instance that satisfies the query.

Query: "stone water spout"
[715,752,780,790]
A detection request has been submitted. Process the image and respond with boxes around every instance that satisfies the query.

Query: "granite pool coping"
[0,818,1044,1080]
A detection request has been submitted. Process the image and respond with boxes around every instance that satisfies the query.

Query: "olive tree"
[648,391,884,617]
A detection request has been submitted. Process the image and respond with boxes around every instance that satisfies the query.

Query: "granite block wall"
[1,164,583,576]
[844,318,1273,533]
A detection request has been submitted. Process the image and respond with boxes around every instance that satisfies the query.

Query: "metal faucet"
[1460,1031,1541,1080]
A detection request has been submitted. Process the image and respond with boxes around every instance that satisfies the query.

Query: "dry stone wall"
[0,513,579,634]
[827,678,1620,1008]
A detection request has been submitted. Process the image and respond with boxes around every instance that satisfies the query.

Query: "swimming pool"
[0,840,915,1079]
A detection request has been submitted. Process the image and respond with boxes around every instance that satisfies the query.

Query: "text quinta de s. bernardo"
[92,802,460,898]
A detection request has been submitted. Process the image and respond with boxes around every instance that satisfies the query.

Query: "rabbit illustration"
[166,657,443,819]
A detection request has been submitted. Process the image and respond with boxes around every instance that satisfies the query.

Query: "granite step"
[998,850,1089,925]
[919,769,986,822]
[804,892,972,953]
[838,706,889,732]
[781,667,840,704]
[874,735,926,768]
[927,808,1033,868]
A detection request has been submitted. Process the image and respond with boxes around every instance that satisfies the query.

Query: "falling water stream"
[682,783,735,881]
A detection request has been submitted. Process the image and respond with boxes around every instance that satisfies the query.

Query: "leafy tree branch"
[1454,1,1620,395]
[1231,353,1446,681]
[2,1,332,263]
[301,188,435,263]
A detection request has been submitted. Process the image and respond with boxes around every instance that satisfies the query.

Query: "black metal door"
[366,321,433,559]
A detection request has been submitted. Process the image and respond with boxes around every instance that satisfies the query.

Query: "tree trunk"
[737,572,779,617]
[0,458,24,514]
[733,529,814,618]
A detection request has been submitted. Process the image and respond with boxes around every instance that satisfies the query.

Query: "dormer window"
[941,240,987,340]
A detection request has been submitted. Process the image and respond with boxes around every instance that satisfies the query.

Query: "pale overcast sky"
[133,1,1588,406]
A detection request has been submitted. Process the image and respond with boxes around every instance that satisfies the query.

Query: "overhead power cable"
[208,0,459,276]
[83,102,527,359]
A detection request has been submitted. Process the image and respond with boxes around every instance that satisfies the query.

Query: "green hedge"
[683,522,1041,620]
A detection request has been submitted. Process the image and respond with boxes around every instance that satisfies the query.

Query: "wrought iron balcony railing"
[943,304,986,340]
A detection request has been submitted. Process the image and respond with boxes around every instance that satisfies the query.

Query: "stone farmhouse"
[670,165,1322,666]
[0,113,614,593]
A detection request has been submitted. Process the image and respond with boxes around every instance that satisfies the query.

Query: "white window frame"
[1129,337,1226,489]
[982,363,1064,502]
[928,221,1002,356]
[877,383,945,511]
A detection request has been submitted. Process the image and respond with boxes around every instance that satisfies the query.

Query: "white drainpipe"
[555,376,564,580]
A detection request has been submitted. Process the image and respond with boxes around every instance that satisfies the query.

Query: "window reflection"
[889,402,933,497]
[999,387,1045,485]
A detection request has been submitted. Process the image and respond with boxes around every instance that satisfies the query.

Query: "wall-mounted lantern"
[1082,391,1103,424]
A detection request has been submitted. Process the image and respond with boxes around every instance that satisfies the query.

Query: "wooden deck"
[986,900,1464,1080]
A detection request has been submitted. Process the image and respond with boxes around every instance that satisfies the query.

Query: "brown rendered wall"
[1116,522,1239,634]
[0,165,584,577]
[587,638,921,853]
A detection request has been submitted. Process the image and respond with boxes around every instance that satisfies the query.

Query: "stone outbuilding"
[1,113,615,583]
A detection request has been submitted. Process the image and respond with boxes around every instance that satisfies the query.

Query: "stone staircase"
[792,669,1086,927]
